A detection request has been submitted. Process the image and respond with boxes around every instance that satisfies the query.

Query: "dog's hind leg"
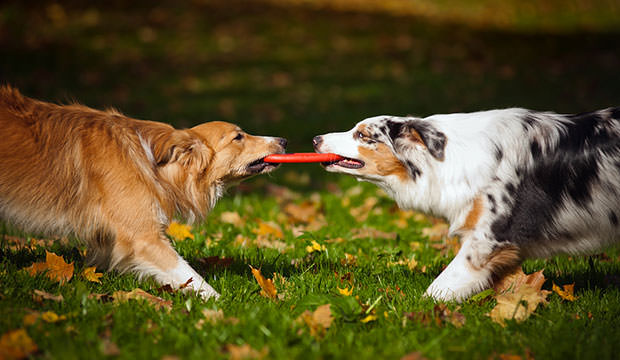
[110,227,220,300]
[424,237,521,302]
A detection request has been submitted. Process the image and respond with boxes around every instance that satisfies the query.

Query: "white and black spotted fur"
[314,107,620,301]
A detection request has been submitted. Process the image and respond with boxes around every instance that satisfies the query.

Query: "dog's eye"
[233,133,244,141]
[355,131,365,140]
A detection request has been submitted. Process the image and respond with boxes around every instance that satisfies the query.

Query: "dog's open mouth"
[247,157,279,173]
[322,156,365,169]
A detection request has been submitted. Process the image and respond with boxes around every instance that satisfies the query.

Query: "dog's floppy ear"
[151,130,212,168]
[388,119,447,161]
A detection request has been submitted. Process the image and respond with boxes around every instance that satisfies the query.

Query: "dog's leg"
[111,230,220,300]
[424,237,521,302]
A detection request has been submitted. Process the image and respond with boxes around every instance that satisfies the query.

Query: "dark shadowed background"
[1,0,619,185]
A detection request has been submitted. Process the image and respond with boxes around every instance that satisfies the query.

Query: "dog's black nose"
[312,136,323,148]
[277,137,288,148]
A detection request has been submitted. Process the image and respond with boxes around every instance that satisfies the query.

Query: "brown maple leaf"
[249,266,278,300]
[489,268,551,326]
[24,251,74,284]
[552,282,577,301]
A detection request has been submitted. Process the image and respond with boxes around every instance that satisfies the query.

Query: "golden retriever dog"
[0,86,286,299]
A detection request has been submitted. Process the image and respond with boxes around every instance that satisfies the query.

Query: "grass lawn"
[1,1,620,359]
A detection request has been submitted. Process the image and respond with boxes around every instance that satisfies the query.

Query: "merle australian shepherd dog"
[314,107,620,301]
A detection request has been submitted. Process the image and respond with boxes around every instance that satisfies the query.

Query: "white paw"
[197,286,221,300]
[424,254,491,302]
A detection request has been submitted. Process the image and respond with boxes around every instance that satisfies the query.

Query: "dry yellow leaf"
[82,266,103,283]
[489,269,551,326]
[166,221,194,241]
[0,329,38,359]
[337,286,353,296]
[305,240,326,253]
[552,282,577,301]
[112,288,172,310]
[252,221,284,239]
[360,314,377,323]
[297,304,333,339]
[250,266,278,300]
[40,311,66,323]
[220,211,245,228]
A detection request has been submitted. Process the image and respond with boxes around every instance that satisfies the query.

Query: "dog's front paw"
[195,283,220,300]
[424,283,463,302]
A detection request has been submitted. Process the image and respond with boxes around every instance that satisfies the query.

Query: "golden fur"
[0,86,286,298]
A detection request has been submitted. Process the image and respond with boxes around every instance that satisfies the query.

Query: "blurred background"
[1,0,619,185]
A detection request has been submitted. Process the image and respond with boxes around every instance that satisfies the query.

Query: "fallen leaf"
[434,305,465,328]
[234,234,291,252]
[337,287,353,296]
[195,308,239,329]
[0,329,38,359]
[22,312,40,327]
[552,282,577,301]
[284,201,320,224]
[250,266,278,300]
[351,228,397,240]
[24,262,47,277]
[388,256,418,271]
[252,220,284,239]
[165,221,194,241]
[82,266,103,283]
[296,304,333,339]
[305,240,326,253]
[225,344,269,360]
[349,197,379,222]
[101,338,120,356]
[340,253,357,266]
[489,269,551,326]
[404,305,465,328]
[283,170,311,185]
[220,211,245,228]
[421,222,450,242]
[112,288,172,310]
[265,184,301,203]
[24,251,74,284]
[40,311,67,323]
[360,314,377,323]
[32,289,63,303]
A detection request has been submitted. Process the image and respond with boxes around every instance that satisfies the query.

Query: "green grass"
[1,0,620,359]
[2,177,620,359]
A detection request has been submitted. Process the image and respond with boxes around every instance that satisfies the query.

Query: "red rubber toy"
[263,153,344,163]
